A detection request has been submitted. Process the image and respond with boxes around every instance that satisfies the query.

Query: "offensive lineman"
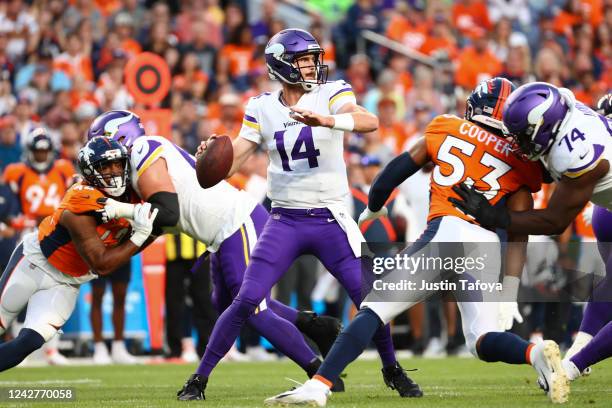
[451,85,612,384]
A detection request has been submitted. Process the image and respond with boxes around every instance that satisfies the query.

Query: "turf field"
[2,357,611,407]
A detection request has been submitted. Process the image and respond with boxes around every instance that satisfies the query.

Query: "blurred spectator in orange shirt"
[378,97,410,154]
[0,0,40,62]
[499,33,534,86]
[419,13,458,61]
[112,12,142,58]
[452,0,492,41]
[454,28,502,90]
[534,47,565,86]
[386,0,428,51]
[95,52,133,111]
[173,52,209,102]
[571,52,607,107]
[387,53,413,98]
[210,93,243,138]
[53,31,94,83]
[217,24,256,91]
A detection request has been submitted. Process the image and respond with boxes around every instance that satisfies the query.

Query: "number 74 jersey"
[425,114,543,223]
[239,80,355,209]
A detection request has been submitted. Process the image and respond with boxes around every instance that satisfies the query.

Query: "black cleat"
[382,362,423,398]
[177,374,207,401]
[296,311,342,358]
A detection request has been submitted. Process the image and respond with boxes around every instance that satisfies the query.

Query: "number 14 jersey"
[239,80,355,209]
[425,114,542,223]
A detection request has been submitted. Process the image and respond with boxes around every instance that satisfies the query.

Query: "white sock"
[112,340,126,351]
[573,331,593,346]
[562,359,581,381]
[309,378,331,391]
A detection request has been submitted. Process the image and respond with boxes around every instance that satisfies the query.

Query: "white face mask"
[101,174,126,197]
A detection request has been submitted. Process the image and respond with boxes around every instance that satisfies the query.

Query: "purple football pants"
[196,207,397,378]
[197,205,317,372]
[572,205,612,371]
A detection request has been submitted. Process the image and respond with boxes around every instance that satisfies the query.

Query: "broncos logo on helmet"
[78,136,129,197]
[465,77,516,133]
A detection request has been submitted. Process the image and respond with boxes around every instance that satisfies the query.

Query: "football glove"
[358,206,388,227]
[448,183,510,230]
[498,301,524,331]
[130,202,158,247]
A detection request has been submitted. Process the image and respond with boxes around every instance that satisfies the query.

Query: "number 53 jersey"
[426,114,543,223]
[239,80,355,209]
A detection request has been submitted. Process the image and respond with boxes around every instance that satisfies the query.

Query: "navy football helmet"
[465,77,516,132]
[77,136,129,197]
[24,127,56,173]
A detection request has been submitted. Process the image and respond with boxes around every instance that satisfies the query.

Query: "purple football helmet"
[502,82,569,160]
[88,110,145,147]
[265,29,328,91]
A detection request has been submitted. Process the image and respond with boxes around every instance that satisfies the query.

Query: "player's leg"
[566,206,612,367]
[90,277,111,364]
[110,263,136,364]
[308,218,398,369]
[179,208,302,400]
[0,243,27,336]
[0,245,44,371]
[1,265,79,372]
[565,321,612,380]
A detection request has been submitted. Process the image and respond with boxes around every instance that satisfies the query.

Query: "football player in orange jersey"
[265,78,568,406]
[2,128,76,228]
[2,127,77,365]
[0,137,157,372]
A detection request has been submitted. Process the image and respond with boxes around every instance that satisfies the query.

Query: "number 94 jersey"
[426,114,542,223]
[239,80,356,209]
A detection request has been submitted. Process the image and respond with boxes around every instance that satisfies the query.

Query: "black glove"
[448,182,511,231]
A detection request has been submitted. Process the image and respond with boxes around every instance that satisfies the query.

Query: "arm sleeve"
[148,191,180,232]
[369,152,422,212]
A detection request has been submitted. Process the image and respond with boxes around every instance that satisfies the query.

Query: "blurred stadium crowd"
[0,0,611,363]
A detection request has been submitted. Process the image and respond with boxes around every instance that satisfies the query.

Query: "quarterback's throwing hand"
[289,106,333,128]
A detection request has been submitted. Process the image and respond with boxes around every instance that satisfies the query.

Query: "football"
[196,135,233,188]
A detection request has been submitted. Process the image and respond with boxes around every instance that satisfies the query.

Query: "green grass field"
[1,357,611,407]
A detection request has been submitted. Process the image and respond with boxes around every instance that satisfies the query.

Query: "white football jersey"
[129,136,257,251]
[540,89,612,210]
[239,80,356,209]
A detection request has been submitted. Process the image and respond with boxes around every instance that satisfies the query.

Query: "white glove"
[130,202,159,247]
[498,301,523,331]
[358,207,388,227]
[96,197,136,223]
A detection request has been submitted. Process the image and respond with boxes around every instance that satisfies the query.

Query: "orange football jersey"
[37,183,132,277]
[3,160,76,220]
[425,115,542,223]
